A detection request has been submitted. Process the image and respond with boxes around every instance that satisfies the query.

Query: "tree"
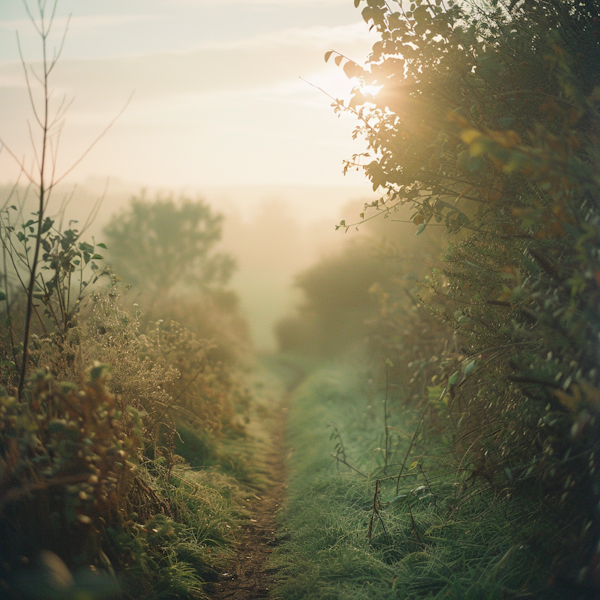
[331,0,600,589]
[103,194,235,299]
[276,241,386,357]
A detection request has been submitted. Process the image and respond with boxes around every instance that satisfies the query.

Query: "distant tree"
[103,195,235,298]
[276,241,386,357]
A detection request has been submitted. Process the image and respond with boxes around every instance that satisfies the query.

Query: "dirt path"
[208,401,289,599]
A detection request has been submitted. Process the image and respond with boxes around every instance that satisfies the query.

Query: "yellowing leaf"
[579,380,600,412]
[470,140,487,156]
[554,386,581,412]
[456,185,473,202]
[460,129,482,144]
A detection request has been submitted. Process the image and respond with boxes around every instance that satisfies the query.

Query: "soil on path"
[208,359,303,600]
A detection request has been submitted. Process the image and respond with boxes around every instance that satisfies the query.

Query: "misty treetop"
[103,195,236,298]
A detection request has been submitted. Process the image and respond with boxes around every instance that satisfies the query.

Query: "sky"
[0,0,378,196]
[0,0,382,350]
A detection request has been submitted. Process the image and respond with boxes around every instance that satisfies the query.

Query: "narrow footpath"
[209,404,287,599]
[209,359,304,599]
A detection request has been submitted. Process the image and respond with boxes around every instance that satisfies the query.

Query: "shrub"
[328,0,600,588]
[276,242,387,358]
[0,366,139,577]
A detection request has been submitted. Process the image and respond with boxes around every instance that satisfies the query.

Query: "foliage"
[0,366,139,586]
[0,278,256,598]
[103,195,235,300]
[324,0,600,590]
[275,241,387,357]
[0,204,108,349]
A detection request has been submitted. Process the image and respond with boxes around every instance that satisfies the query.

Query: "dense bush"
[0,275,254,598]
[0,367,138,571]
[0,203,253,599]
[323,0,600,589]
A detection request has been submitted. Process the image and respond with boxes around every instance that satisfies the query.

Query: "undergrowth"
[0,281,263,599]
[272,362,569,600]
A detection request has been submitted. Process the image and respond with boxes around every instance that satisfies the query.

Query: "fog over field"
[0,180,376,350]
[0,0,381,349]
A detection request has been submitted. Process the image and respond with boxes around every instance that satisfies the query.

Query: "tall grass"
[271,362,566,600]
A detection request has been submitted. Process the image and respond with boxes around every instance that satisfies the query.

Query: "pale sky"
[0,0,377,197]
[0,0,382,350]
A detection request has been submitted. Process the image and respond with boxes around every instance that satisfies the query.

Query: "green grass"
[270,361,560,600]
[110,358,289,600]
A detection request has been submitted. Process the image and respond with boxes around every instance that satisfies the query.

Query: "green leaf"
[468,155,485,172]
[449,372,460,386]
[96,243,107,249]
[41,217,54,234]
[0,291,6,301]
[496,116,516,129]
[416,224,427,235]
[464,360,478,377]
[79,242,94,253]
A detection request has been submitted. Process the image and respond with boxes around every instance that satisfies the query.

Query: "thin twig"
[396,410,426,495]
[329,453,368,479]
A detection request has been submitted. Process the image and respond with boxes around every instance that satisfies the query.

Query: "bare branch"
[50,92,135,188]
[22,0,43,37]
[0,167,25,213]
[0,138,36,184]
[27,120,42,173]
[17,32,43,128]
[48,14,70,74]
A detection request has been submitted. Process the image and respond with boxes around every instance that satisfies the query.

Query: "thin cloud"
[0,14,164,32]
[0,22,374,105]
[170,0,349,5]
[0,20,375,188]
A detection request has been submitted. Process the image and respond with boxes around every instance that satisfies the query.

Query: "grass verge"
[271,361,565,600]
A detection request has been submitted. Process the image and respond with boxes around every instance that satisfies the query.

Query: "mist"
[0,179,377,351]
